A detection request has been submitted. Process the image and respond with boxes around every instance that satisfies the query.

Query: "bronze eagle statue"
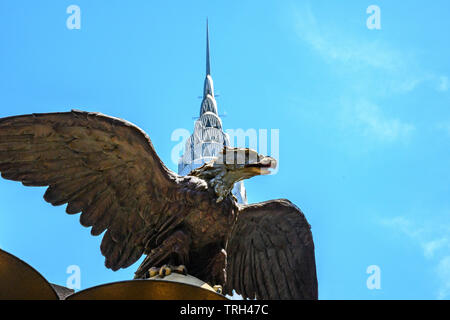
[0,110,318,300]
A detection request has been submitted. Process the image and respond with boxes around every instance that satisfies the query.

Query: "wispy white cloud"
[293,5,427,95]
[380,216,424,238]
[436,256,450,300]
[340,99,415,143]
[380,216,450,299]
[294,6,403,72]
[292,5,421,146]
[437,76,449,92]
[423,238,449,259]
[380,216,450,258]
[293,4,448,103]
[355,101,415,142]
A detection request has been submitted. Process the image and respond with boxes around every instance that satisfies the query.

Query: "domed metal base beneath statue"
[0,248,60,300]
[67,274,227,300]
[0,249,227,300]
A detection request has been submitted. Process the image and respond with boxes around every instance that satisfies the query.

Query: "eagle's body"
[133,178,237,285]
[0,110,318,300]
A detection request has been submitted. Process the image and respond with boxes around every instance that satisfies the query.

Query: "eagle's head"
[188,147,277,202]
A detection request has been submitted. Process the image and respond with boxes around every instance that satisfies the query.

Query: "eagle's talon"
[147,265,187,278]
[173,264,187,275]
[213,285,223,294]
[148,267,159,278]
[159,264,172,277]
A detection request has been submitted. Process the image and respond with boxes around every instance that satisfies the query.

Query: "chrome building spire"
[178,21,247,204]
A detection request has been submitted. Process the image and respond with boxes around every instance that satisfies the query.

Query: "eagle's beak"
[259,156,277,175]
[244,156,277,176]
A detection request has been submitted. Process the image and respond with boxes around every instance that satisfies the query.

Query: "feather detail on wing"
[225,199,318,300]
[0,110,206,270]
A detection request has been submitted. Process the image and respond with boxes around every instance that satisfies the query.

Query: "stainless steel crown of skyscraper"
[178,20,247,204]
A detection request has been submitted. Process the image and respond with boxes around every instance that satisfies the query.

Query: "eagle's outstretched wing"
[225,199,318,300]
[0,110,205,271]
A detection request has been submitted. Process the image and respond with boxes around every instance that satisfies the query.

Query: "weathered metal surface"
[148,273,219,292]
[67,276,227,300]
[0,249,59,300]
[0,249,225,300]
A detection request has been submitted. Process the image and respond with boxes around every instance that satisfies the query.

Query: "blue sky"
[0,0,449,299]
